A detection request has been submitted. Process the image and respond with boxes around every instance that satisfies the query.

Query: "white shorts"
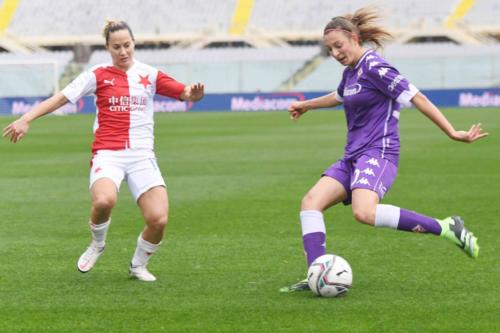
[90,149,166,202]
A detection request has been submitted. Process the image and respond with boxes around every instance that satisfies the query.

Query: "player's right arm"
[3,69,95,143]
[288,91,342,120]
[3,92,69,143]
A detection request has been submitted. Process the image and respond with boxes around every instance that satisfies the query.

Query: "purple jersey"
[336,50,418,166]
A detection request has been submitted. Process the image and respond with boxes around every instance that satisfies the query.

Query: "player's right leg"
[280,175,348,293]
[77,173,121,273]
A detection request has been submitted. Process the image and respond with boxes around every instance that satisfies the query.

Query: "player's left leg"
[130,185,168,282]
[350,155,479,258]
[436,216,479,258]
[352,189,441,233]
[352,190,479,258]
[126,155,168,281]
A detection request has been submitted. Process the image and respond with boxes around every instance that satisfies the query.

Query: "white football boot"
[129,264,156,282]
[77,243,105,273]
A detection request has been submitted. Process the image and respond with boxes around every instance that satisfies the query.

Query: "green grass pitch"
[0,108,498,332]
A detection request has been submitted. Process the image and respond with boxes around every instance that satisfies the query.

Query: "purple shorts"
[323,154,398,205]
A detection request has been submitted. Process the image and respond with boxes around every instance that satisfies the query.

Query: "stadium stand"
[462,0,500,27]
[296,43,500,91]
[8,0,237,36]
[5,0,238,48]
[0,0,499,96]
[4,0,500,47]
[248,0,453,33]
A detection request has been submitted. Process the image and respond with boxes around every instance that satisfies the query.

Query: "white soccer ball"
[307,254,353,297]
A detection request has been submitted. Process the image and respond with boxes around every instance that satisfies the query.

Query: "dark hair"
[102,19,135,46]
[323,7,392,48]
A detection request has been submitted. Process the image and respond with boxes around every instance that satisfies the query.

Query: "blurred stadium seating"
[0,0,499,96]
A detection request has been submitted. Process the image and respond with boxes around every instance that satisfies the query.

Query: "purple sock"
[398,209,441,235]
[303,232,326,267]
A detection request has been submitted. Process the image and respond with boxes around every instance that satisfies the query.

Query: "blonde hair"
[102,19,135,45]
[323,7,392,48]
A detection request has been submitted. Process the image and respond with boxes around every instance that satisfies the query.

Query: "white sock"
[131,233,161,267]
[374,204,400,229]
[300,210,326,236]
[90,219,110,248]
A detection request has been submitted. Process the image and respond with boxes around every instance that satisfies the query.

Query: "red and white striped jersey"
[62,60,185,153]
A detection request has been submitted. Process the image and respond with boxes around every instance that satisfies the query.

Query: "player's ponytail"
[102,19,135,46]
[324,7,392,48]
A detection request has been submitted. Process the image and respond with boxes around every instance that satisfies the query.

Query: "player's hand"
[288,101,309,120]
[451,123,488,143]
[2,118,30,143]
[185,83,204,102]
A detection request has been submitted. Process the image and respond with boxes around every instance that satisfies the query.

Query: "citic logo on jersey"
[108,95,148,112]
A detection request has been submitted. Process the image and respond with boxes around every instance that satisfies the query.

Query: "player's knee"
[301,192,318,210]
[146,211,168,231]
[92,194,116,213]
[352,208,375,225]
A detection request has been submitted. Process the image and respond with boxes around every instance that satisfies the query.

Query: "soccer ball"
[307,254,353,297]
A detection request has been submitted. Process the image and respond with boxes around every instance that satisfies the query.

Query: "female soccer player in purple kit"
[281,7,488,292]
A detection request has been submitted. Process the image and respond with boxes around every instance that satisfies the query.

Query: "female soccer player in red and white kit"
[3,20,204,281]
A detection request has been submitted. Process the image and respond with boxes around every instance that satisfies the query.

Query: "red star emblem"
[138,74,151,89]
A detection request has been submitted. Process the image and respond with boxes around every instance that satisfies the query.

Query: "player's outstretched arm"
[180,83,204,102]
[411,92,488,143]
[3,92,69,143]
[288,91,342,120]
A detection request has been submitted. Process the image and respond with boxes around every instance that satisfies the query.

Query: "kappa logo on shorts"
[94,167,102,174]
[356,178,371,186]
[366,158,380,167]
[361,168,375,176]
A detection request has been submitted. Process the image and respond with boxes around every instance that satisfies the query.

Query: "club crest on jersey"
[344,83,362,97]
[357,68,363,78]
[139,74,152,89]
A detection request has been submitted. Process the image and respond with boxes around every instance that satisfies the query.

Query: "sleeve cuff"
[335,90,344,102]
[396,84,418,107]
[60,89,78,104]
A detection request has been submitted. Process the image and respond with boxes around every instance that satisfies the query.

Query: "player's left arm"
[180,83,204,102]
[411,92,488,143]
